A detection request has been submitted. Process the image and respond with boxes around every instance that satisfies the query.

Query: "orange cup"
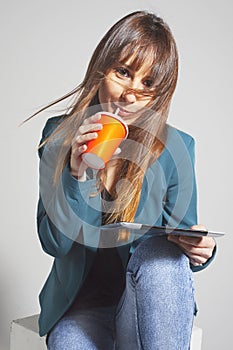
[82,112,128,169]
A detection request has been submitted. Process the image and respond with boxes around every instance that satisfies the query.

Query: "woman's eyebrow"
[123,63,133,69]
[117,62,134,70]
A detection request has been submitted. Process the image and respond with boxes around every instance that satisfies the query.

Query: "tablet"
[100,222,225,238]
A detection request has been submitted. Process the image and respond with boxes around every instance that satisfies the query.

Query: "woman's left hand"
[167,224,216,266]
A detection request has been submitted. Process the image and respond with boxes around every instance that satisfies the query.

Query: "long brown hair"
[28,11,179,224]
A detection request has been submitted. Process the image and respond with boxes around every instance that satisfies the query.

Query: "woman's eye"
[143,79,153,88]
[115,67,130,78]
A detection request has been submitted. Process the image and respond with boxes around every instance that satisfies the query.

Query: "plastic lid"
[82,153,105,170]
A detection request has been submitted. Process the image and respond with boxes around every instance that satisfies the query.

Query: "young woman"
[34,11,216,349]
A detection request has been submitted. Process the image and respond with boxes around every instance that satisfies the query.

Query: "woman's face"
[98,57,155,124]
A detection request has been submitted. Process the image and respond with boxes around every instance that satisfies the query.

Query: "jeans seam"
[115,292,126,321]
[134,283,144,350]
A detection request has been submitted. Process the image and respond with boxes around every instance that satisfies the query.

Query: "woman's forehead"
[119,51,156,76]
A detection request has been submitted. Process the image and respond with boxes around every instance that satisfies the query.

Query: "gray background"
[1,0,232,349]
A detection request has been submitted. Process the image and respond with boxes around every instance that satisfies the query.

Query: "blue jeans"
[47,237,195,349]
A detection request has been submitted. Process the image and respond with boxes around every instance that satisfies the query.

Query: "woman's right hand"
[70,113,103,180]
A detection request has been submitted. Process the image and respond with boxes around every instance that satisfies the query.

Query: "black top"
[68,188,126,311]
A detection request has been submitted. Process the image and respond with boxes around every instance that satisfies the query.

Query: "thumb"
[190,224,207,231]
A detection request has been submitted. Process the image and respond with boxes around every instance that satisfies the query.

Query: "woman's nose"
[122,89,137,103]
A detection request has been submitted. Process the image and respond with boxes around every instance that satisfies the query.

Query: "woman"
[34,11,216,349]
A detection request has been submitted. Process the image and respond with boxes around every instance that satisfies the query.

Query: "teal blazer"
[37,116,216,336]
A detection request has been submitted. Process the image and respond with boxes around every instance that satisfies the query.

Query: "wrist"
[69,160,87,182]
[70,169,87,182]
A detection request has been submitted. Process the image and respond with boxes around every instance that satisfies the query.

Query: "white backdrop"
[1,1,232,349]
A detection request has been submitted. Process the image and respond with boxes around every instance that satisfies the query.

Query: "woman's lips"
[112,104,134,117]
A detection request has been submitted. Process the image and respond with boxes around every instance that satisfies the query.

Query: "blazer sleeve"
[37,118,102,258]
[162,135,216,272]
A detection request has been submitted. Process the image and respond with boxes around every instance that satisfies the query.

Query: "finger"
[75,132,98,145]
[190,224,207,231]
[181,245,213,260]
[167,235,180,243]
[167,235,202,248]
[168,237,210,265]
[71,143,87,159]
[77,144,87,154]
[172,238,212,256]
[178,235,216,249]
[82,113,101,125]
[168,234,207,248]
[167,236,213,261]
[177,236,203,246]
[186,254,207,265]
[78,123,103,135]
[189,258,202,266]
